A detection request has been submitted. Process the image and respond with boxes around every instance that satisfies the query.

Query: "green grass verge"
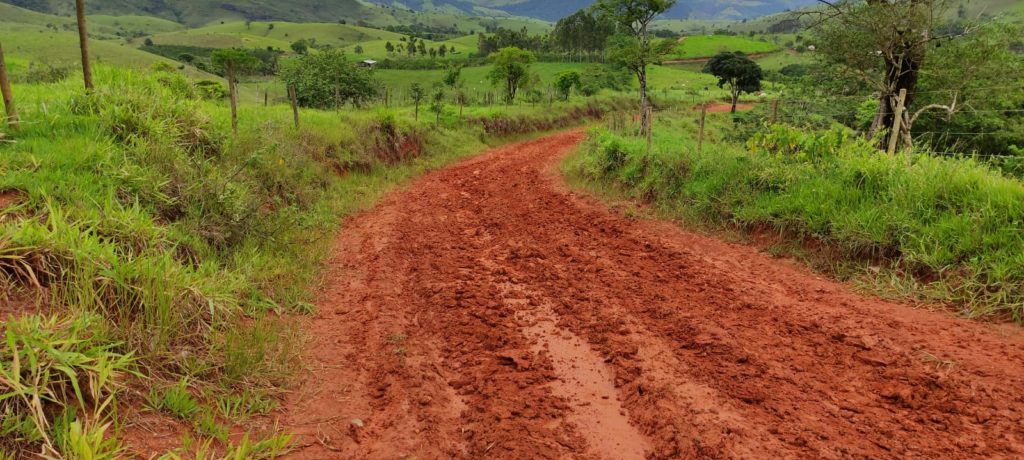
[565,113,1024,321]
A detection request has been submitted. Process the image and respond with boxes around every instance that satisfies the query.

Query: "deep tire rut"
[279,130,1024,459]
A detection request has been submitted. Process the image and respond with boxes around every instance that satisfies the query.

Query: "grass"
[0,23,216,80]
[667,34,782,60]
[566,111,1024,321]
[0,63,616,457]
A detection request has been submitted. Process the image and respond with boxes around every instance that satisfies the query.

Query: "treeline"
[476,11,618,58]
[142,44,283,76]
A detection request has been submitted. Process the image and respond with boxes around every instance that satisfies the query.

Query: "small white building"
[358,59,378,68]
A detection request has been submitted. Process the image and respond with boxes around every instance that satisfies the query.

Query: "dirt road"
[280,130,1024,459]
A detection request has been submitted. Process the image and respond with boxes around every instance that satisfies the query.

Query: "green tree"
[410,83,426,120]
[279,49,378,110]
[702,51,763,113]
[385,41,395,54]
[555,71,581,101]
[211,49,260,132]
[354,44,364,54]
[810,0,981,148]
[438,44,448,57]
[430,86,446,124]
[595,0,677,138]
[291,39,309,55]
[487,47,536,104]
[443,64,462,89]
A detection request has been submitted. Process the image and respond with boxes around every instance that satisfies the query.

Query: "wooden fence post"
[288,85,300,129]
[0,41,20,130]
[646,106,654,152]
[887,88,908,155]
[264,89,268,106]
[697,103,707,153]
[771,99,780,124]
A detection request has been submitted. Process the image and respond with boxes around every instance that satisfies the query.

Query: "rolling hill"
[4,0,824,26]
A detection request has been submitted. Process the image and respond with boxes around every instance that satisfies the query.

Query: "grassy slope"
[0,23,215,80]
[668,34,782,59]
[159,20,406,48]
[566,112,1024,321]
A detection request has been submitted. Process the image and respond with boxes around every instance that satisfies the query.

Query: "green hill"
[666,34,782,60]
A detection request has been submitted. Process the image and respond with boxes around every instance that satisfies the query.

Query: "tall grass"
[568,115,1024,321]
[0,65,612,456]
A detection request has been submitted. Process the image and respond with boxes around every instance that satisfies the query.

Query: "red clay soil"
[277,130,1024,459]
[698,103,755,114]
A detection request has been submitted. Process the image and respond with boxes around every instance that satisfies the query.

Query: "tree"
[178,53,196,64]
[809,0,978,149]
[0,41,19,130]
[430,86,446,125]
[144,37,154,46]
[417,41,427,56]
[268,23,275,32]
[595,0,677,138]
[487,47,536,104]
[385,41,394,54]
[291,39,309,55]
[443,64,462,89]
[553,9,618,57]
[280,49,378,110]
[438,44,448,57]
[354,45,364,54]
[211,49,260,133]
[555,71,581,101]
[410,83,426,120]
[75,0,94,91]
[703,52,763,113]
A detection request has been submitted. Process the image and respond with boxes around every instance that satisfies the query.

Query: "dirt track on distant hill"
[278,129,1024,459]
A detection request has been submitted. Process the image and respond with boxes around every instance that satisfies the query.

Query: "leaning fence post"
[887,88,908,155]
[288,85,300,129]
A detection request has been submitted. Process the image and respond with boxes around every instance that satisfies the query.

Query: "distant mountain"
[1,0,822,26]
[1,0,374,26]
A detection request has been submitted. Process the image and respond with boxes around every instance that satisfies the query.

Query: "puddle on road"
[522,308,652,460]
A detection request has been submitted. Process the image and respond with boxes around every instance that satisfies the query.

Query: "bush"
[279,49,378,109]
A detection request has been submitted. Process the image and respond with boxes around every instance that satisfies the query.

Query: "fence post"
[697,103,707,153]
[288,85,300,129]
[264,89,268,106]
[646,106,654,152]
[887,88,908,155]
[0,41,19,130]
[771,99,779,124]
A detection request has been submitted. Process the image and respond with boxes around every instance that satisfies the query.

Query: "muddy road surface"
[279,130,1024,459]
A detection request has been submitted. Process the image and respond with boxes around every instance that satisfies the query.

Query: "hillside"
[367,0,823,21]
[5,0,823,25]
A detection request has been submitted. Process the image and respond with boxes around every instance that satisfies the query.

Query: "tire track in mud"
[279,129,1024,459]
